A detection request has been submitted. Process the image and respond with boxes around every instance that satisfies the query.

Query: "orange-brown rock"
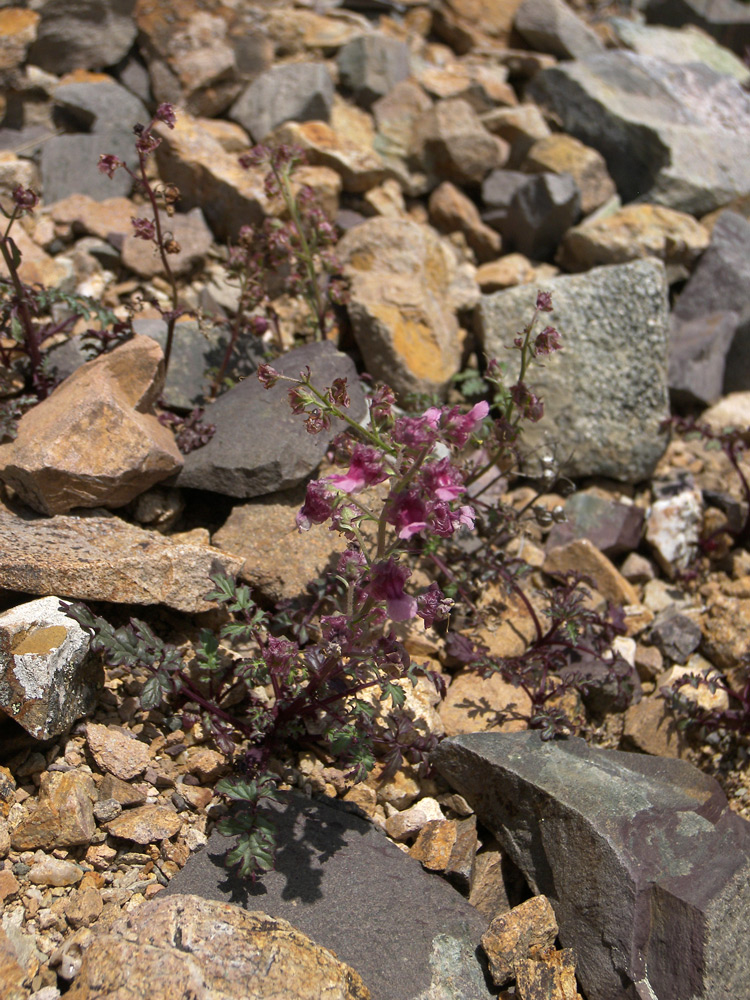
[11,771,96,851]
[543,539,639,607]
[0,7,40,72]
[272,119,389,194]
[515,947,583,999]
[440,669,533,736]
[410,815,478,893]
[481,894,559,987]
[64,894,371,1000]
[429,181,502,262]
[0,336,182,515]
[49,193,137,242]
[522,133,616,216]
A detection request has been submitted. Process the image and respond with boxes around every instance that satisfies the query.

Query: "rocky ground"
[1,0,750,998]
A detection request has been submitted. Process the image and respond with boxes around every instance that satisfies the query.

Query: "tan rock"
[700,593,750,689]
[65,894,371,1000]
[522,134,616,216]
[0,152,39,205]
[701,392,750,439]
[120,206,213,278]
[65,885,104,930]
[543,539,639,607]
[476,253,558,292]
[410,815,478,893]
[0,218,71,287]
[105,804,182,844]
[516,948,583,1000]
[416,61,516,111]
[433,0,526,53]
[440,669,533,736]
[0,501,242,614]
[429,180,502,262]
[28,856,83,887]
[0,924,27,1000]
[385,796,445,841]
[481,894,559,987]
[363,178,406,218]
[193,115,250,153]
[293,164,342,223]
[0,766,16,819]
[372,79,433,160]
[49,193,137,242]
[337,216,476,401]
[154,111,271,241]
[481,104,551,168]
[660,657,729,713]
[621,693,690,758]
[185,748,230,782]
[272,119,390,193]
[86,722,151,781]
[557,203,710,273]
[412,98,507,186]
[0,7,40,72]
[0,868,19,903]
[469,849,513,920]
[0,335,182,515]
[11,771,96,851]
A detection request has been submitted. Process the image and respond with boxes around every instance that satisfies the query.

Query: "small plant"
[98,102,186,374]
[661,660,750,740]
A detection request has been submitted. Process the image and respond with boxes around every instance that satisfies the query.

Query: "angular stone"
[481,894,558,987]
[558,202,709,276]
[609,18,750,85]
[338,34,410,109]
[475,259,670,482]
[11,771,96,851]
[723,309,750,396]
[522,133,616,217]
[502,171,580,260]
[162,792,495,1000]
[545,491,645,557]
[648,609,702,664]
[41,128,135,203]
[440,669,533,736]
[27,0,137,74]
[481,104,551,170]
[621,691,691,758]
[661,658,730,713]
[52,76,148,133]
[105,804,182,844]
[0,335,182,515]
[48,193,137,242]
[0,596,102,740]
[65,885,104,929]
[85,722,150,780]
[272,119,389,194]
[212,485,347,603]
[544,538,639,606]
[0,8,40,73]
[669,311,739,406]
[428,181,502,262]
[528,52,750,215]
[120,207,213,279]
[516,948,583,1000]
[64,894,370,1000]
[673,211,750,322]
[412,98,506,187]
[337,217,476,402]
[433,730,750,1000]
[0,502,243,614]
[646,485,703,577]
[476,254,558,293]
[433,0,525,53]
[154,112,270,241]
[230,62,334,142]
[644,0,750,58]
[385,796,445,842]
[28,857,83,887]
[410,815,478,895]
[559,650,642,715]
[514,0,604,59]
[0,924,27,1000]
[177,342,361,496]
[469,849,514,920]
[372,80,433,161]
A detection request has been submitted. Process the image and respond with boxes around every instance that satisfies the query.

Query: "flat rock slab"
[432,731,750,1000]
[527,50,750,215]
[475,258,669,483]
[0,502,242,614]
[163,791,495,1000]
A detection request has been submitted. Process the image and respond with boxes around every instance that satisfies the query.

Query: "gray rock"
[52,79,148,133]
[514,0,604,59]
[338,34,411,109]
[673,212,750,322]
[669,311,739,406]
[644,0,750,58]
[413,98,504,187]
[480,170,532,232]
[545,491,645,556]
[608,18,750,85]
[162,791,495,1000]
[0,596,102,740]
[648,609,703,664]
[432,731,750,1000]
[475,258,670,483]
[177,342,367,497]
[503,171,580,260]
[26,0,137,75]
[41,129,134,203]
[229,63,334,143]
[723,308,750,395]
[527,51,750,215]
[559,652,643,715]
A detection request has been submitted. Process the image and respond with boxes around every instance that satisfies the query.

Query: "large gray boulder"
[527,51,750,216]
[475,258,670,483]
[432,731,750,1000]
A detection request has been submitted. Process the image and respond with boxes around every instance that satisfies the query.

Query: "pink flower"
[297,480,335,530]
[392,414,438,450]
[536,290,553,312]
[386,491,429,539]
[328,444,387,494]
[154,103,176,129]
[131,217,155,240]
[417,583,453,628]
[257,363,280,388]
[533,326,562,357]
[429,502,476,537]
[421,458,464,501]
[367,559,417,621]
[428,401,490,447]
[98,154,123,179]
